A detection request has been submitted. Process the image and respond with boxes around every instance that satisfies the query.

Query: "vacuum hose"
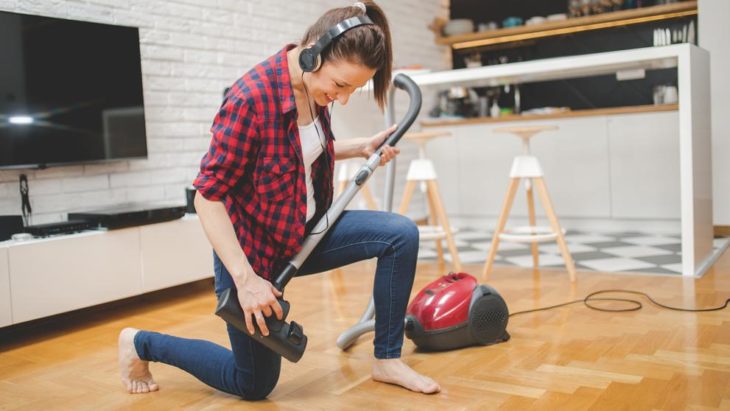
[381,73,422,148]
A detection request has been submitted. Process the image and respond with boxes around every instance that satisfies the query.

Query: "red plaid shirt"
[193,45,335,281]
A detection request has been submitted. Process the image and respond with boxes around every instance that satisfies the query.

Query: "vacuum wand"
[215,74,422,363]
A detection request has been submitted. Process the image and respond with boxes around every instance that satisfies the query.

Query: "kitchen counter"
[390,44,713,277]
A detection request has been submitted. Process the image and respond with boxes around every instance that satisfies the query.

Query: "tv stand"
[0,215,213,327]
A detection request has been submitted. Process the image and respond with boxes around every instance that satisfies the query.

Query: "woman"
[118,1,440,399]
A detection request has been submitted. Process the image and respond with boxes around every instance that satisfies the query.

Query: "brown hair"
[300,1,392,110]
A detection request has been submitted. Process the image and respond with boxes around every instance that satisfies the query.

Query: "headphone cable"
[509,289,730,317]
[301,71,330,235]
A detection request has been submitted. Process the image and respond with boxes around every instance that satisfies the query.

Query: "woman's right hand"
[236,273,283,336]
[193,192,284,336]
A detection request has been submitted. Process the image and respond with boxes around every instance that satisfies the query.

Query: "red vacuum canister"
[405,272,510,351]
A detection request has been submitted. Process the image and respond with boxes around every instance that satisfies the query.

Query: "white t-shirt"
[298,117,324,222]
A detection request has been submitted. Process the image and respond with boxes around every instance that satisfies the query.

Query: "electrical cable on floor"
[509,289,730,317]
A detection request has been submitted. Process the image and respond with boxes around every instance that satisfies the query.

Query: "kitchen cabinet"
[395,44,712,276]
[433,1,697,51]
[433,1,698,115]
[608,111,681,219]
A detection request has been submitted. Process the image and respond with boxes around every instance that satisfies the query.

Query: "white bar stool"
[482,125,576,282]
[398,131,462,272]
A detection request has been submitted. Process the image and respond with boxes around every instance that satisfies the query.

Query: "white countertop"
[394,44,697,88]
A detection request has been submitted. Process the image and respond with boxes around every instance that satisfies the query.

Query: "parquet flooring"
[1,248,729,410]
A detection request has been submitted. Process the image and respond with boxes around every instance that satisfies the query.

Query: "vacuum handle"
[377,73,422,150]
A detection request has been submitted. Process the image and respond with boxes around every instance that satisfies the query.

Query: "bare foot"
[118,327,159,394]
[372,358,440,394]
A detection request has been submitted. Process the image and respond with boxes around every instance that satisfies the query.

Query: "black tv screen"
[0,11,147,169]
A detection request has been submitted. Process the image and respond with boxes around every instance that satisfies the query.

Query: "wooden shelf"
[433,1,697,50]
[421,104,678,127]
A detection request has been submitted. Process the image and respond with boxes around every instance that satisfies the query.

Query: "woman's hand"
[362,124,400,165]
[236,273,283,336]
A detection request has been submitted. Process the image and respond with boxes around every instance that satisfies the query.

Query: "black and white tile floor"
[418,229,730,275]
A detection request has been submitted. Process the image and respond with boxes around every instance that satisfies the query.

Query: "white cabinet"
[427,116,613,221]
[140,216,213,292]
[8,229,143,324]
[426,129,467,215]
[3,216,213,326]
[531,117,612,219]
[0,247,11,327]
[425,111,679,225]
[608,112,680,219]
[455,123,517,218]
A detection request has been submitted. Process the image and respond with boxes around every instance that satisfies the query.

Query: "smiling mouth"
[325,94,335,102]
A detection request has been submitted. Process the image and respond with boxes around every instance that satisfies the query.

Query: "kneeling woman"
[118,1,440,399]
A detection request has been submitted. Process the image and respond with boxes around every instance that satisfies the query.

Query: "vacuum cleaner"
[214,73,423,363]
[405,272,510,351]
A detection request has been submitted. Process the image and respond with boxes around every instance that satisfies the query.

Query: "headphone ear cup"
[311,54,321,72]
[299,47,321,72]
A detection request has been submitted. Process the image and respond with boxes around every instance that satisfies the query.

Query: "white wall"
[0,0,449,224]
[699,0,730,226]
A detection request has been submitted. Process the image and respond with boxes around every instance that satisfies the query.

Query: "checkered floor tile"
[418,228,730,275]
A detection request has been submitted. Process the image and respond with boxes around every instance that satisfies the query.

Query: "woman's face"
[307,58,376,107]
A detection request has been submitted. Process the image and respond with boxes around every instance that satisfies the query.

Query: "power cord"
[509,289,730,317]
[19,174,32,226]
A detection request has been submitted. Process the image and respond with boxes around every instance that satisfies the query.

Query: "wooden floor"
[2,249,730,410]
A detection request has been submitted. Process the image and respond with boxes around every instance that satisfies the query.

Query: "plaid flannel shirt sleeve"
[193,96,258,201]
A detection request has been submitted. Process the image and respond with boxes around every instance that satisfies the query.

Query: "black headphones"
[298,15,374,73]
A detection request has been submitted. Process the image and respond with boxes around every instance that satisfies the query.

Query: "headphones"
[298,15,374,73]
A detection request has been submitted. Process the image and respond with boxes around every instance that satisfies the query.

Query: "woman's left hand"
[362,124,400,166]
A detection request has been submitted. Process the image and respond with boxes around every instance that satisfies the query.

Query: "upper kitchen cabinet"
[433,1,696,54]
[427,1,697,114]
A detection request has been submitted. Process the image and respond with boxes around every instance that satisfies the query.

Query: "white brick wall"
[0,0,450,224]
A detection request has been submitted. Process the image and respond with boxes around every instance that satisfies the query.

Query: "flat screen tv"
[0,10,147,169]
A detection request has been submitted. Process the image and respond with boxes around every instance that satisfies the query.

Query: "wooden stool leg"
[398,180,418,215]
[483,178,521,279]
[425,188,445,269]
[361,184,378,210]
[525,179,540,268]
[533,178,576,282]
[426,180,462,272]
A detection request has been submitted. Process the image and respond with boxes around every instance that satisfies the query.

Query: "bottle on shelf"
[486,87,500,117]
[498,84,514,116]
[569,0,583,17]
[478,95,489,117]
[485,87,500,118]
[490,99,501,118]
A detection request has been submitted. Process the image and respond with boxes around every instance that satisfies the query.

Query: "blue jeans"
[134,210,419,399]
